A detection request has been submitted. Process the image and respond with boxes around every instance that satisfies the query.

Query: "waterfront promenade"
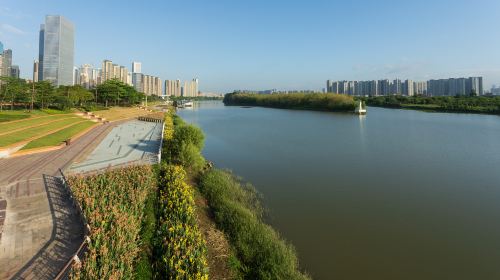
[0,119,162,279]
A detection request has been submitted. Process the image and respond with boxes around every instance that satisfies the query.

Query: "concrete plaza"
[68,120,163,174]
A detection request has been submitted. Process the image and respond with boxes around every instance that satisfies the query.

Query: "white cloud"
[0,23,25,35]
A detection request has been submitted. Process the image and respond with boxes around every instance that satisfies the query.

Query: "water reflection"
[179,102,500,280]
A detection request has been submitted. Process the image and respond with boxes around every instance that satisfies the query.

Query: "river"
[177,101,500,280]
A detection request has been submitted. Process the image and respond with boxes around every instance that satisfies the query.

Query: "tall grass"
[199,170,310,280]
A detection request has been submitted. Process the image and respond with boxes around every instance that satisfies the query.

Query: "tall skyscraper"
[33,60,39,82]
[132,62,141,73]
[0,41,3,53]
[39,15,75,86]
[38,24,44,81]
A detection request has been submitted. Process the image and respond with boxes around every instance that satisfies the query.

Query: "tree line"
[0,77,152,111]
[223,92,356,112]
[364,95,500,114]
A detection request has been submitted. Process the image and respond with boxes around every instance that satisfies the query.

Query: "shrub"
[199,169,310,280]
[155,164,209,279]
[163,111,205,172]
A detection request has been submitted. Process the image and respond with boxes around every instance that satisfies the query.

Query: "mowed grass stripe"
[0,117,85,147]
[0,116,82,136]
[0,115,73,133]
[22,121,96,150]
[0,114,30,123]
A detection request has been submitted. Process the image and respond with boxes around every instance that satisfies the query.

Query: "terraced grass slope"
[0,115,73,134]
[0,113,95,149]
[93,107,148,121]
[0,112,31,123]
[21,121,96,150]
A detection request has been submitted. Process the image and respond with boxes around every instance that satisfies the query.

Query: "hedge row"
[68,165,157,279]
[155,164,209,279]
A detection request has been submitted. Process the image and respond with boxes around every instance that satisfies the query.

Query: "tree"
[0,77,29,111]
[34,81,56,109]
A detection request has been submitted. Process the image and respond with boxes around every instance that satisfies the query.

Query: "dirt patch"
[194,191,234,280]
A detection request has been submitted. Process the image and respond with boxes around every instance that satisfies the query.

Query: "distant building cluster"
[491,85,500,96]
[326,77,484,96]
[165,78,199,97]
[0,41,20,79]
[1,14,206,98]
[234,89,316,94]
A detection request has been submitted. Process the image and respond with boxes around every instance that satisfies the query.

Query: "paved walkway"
[68,120,162,174]
[0,122,114,280]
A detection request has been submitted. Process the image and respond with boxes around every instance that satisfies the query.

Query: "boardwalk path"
[0,122,115,280]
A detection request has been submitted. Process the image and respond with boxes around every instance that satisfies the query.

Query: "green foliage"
[96,79,144,107]
[68,165,157,279]
[0,77,144,111]
[365,95,500,114]
[199,170,310,280]
[163,113,205,173]
[155,164,209,279]
[223,92,356,112]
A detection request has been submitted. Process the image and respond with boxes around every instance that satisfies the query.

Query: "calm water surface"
[178,101,500,280]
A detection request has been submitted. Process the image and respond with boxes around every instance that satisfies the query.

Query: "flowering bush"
[68,165,157,279]
[155,164,209,279]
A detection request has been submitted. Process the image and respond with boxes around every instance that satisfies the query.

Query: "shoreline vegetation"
[223,92,356,112]
[164,110,310,279]
[67,106,309,279]
[364,95,500,115]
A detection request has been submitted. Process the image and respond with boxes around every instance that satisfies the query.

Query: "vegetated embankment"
[223,92,356,112]
[365,95,500,115]
[164,109,310,279]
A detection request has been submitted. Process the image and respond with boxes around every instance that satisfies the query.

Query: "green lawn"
[22,121,96,150]
[0,115,74,134]
[0,113,30,123]
[0,117,85,147]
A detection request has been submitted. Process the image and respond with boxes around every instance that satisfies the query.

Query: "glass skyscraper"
[0,41,4,53]
[40,15,74,86]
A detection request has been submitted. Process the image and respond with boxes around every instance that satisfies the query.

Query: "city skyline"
[1,0,500,92]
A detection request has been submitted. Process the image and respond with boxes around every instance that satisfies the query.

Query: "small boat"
[355,100,367,115]
[184,101,193,107]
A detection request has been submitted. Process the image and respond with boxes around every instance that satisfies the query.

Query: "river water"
[178,101,500,280]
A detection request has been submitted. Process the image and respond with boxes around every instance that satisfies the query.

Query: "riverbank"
[223,92,356,112]
[365,95,500,115]
[164,110,310,279]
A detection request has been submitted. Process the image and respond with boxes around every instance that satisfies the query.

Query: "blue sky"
[1,0,499,92]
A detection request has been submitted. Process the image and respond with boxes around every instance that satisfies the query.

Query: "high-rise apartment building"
[73,66,80,85]
[402,80,414,96]
[33,60,39,82]
[132,62,141,73]
[181,78,199,97]
[165,79,182,97]
[1,49,12,77]
[413,81,427,95]
[101,60,129,84]
[39,15,75,86]
[78,64,94,88]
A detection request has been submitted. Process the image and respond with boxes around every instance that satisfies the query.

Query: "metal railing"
[54,169,91,280]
